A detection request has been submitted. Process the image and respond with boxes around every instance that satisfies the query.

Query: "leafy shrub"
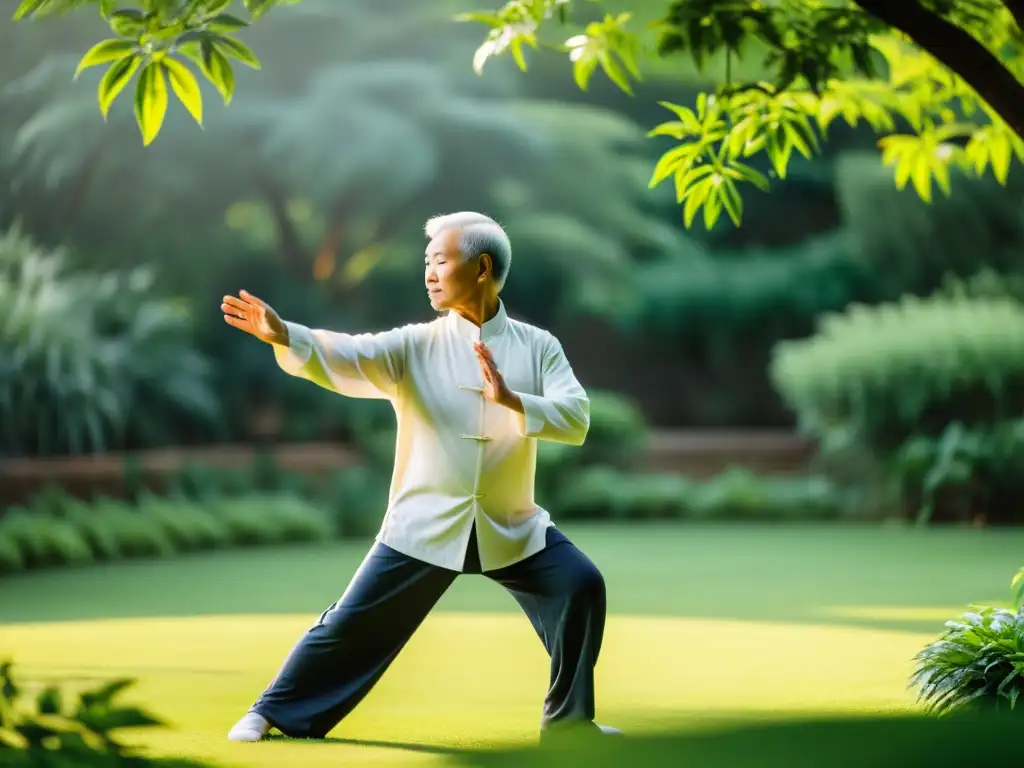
[214,495,336,545]
[893,419,1024,525]
[0,492,337,576]
[0,509,93,569]
[835,152,1024,301]
[621,229,879,356]
[536,390,647,500]
[0,660,210,767]
[550,466,846,521]
[0,227,221,457]
[318,466,390,538]
[771,292,1024,453]
[911,607,1024,715]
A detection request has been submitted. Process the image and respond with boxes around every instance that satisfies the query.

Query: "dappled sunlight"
[3,612,929,767]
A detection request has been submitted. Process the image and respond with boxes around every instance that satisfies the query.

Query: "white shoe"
[228,712,271,742]
[598,724,623,735]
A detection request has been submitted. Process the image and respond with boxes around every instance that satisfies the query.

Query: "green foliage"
[834,152,1024,298]
[1013,566,1024,610]
[626,229,872,338]
[463,0,1024,228]
[770,291,1024,453]
[454,710,1024,767]
[0,489,338,575]
[911,606,1024,715]
[893,419,1024,524]
[0,660,208,766]
[550,465,846,521]
[12,0,300,145]
[0,227,221,456]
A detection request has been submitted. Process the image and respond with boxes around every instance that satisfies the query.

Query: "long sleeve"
[272,320,406,400]
[512,334,590,445]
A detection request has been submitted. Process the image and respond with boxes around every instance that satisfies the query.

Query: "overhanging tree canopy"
[12,0,1024,229]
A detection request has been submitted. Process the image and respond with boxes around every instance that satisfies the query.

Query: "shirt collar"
[447,299,508,341]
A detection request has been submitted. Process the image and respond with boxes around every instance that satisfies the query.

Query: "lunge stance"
[221,212,616,742]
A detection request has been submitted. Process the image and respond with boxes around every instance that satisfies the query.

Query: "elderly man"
[220,211,616,744]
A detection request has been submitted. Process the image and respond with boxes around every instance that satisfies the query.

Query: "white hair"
[424,211,512,290]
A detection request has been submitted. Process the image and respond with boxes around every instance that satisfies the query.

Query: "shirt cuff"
[513,391,546,438]
[272,321,314,374]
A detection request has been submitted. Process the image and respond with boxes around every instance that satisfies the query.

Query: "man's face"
[424,228,482,312]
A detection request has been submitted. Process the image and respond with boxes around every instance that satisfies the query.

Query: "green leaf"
[213,34,261,69]
[12,0,46,21]
[206,13,248,33]
[990,133,1011,185]
[133,61,169,146]
[572,53,599,91]
[108,9,145,36]
[510,37,528,70]
[649,144,696,188]
[74,39,137,79]
[204,0,233,15]
[719,175,743,226]
[163,57,203,125]
[703,188,723,230]
[243,0,275,20]
[727,161,770,192]
[682,176,713,228]
[97,53,141,118]
[598,50,631,95]
[199,40,235,103]
[910,156,932,203]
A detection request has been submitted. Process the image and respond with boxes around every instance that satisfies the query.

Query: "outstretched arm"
[274,322,406,400]
[475,335,589,446]
[222,290,405,400]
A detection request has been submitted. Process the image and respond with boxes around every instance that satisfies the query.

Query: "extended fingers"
[222,295,251,316]
[240,289,267,308]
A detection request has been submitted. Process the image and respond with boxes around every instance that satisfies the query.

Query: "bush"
[0,509,94,569]
[911,606,1024,715]
[536,389,647,500]
[771,292,1024,453]
[0,491,338,576]
[549,466,847,522]
[317,466,390,539]
[215,494,337,545]
[893,419,1024,525]
[0,227,221,457]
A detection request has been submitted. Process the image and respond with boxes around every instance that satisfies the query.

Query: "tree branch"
[855,0,1024,139]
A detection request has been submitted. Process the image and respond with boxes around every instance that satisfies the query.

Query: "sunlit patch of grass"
[3,612,932,768]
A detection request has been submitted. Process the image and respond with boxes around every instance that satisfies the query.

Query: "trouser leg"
[250,542,457,738]
[484,527,607,731]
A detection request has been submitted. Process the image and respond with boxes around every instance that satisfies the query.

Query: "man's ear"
[478,253,492,283]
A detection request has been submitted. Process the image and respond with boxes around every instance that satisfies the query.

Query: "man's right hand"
[221,290,288,346]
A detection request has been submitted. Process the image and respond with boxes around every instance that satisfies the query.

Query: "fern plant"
[910,568,1024,717]
[910,608,1024,715]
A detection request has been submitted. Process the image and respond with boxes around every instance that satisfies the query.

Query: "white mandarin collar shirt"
[273,300,590,572]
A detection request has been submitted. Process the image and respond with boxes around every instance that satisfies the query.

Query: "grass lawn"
[2,522,1022,767]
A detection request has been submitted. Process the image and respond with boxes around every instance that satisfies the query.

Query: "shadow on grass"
[447,712,1024,768]
[263,734,455,755]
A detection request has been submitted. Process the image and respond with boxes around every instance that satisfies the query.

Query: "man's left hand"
[474,342,523,413]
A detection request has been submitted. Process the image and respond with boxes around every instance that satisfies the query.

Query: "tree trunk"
[855,0,1024,140]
